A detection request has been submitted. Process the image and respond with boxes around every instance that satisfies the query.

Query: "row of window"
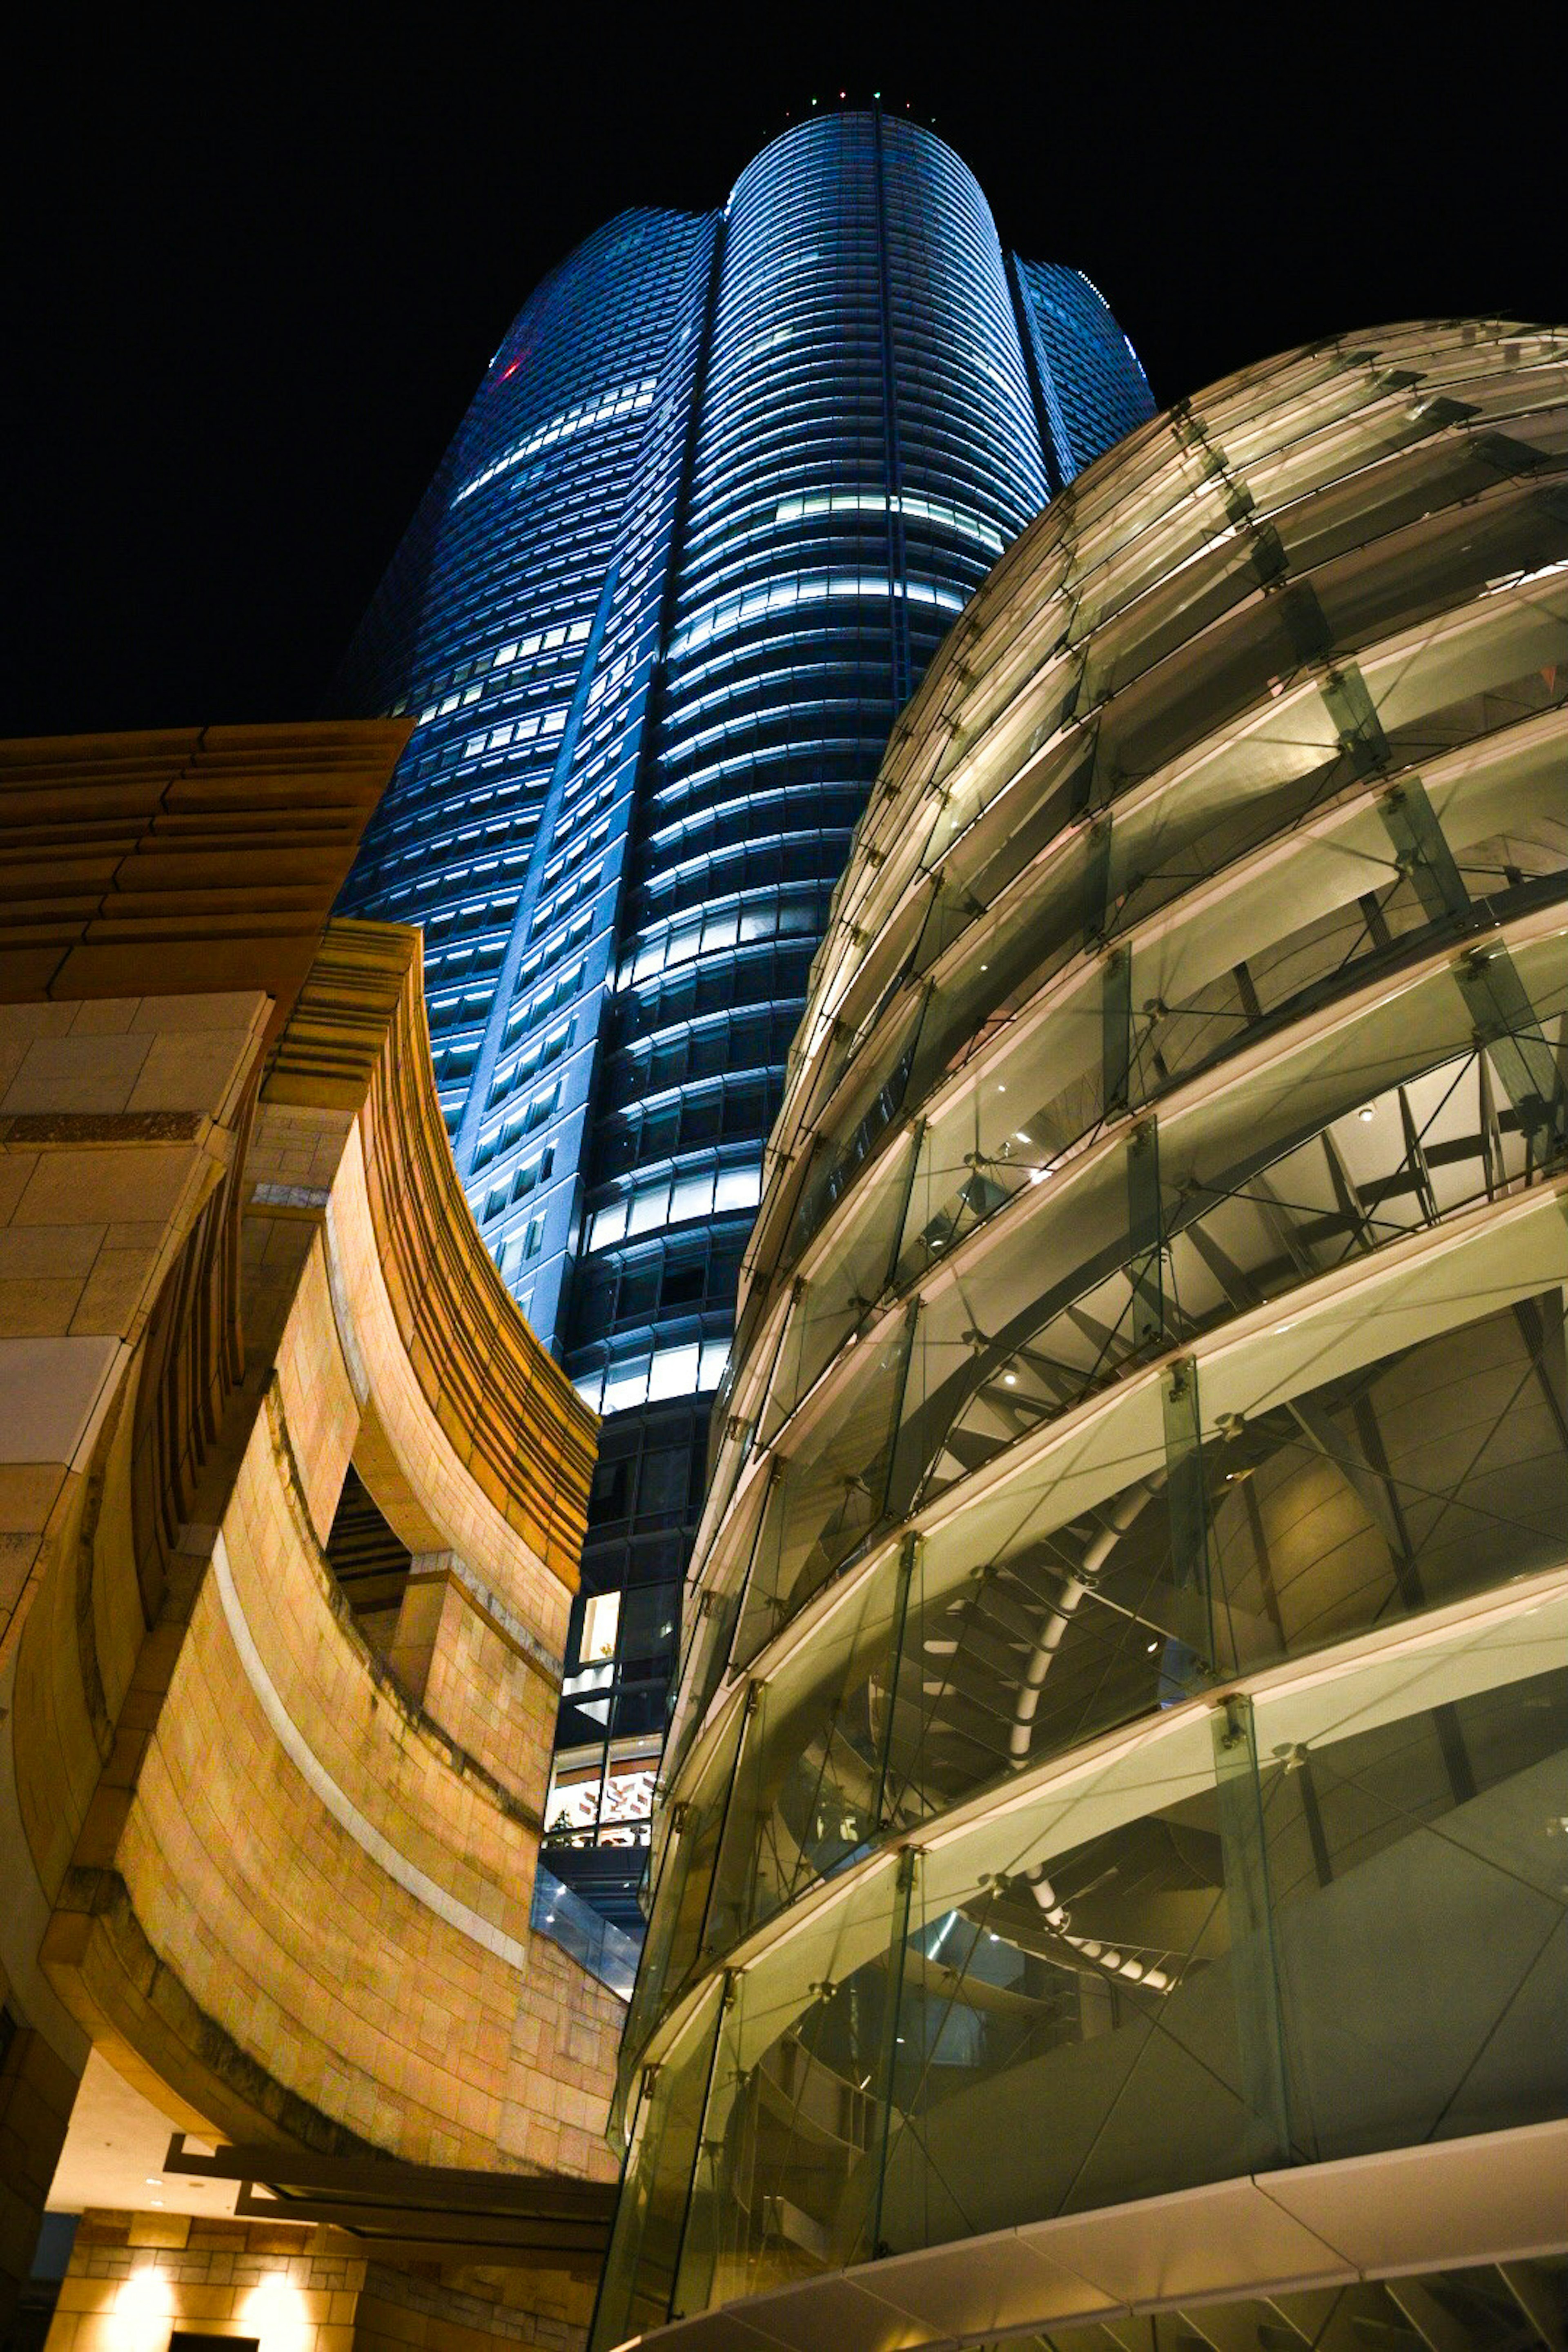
[491,614,594,669]
[466,703,569,757]
[531,855,605,940]
[485,1145,556,1225]
[775,486,1004,552]
[637,831,851,929]
[622,884,826,986]
[506,955,587,1041]
[487,1013,573,1109]
[573,1336,731,1416]
[603,1004,800,1108]
[665,569,964,663]
[614,939,817,1046]
[586,1157,763,1253]
[542,811,611,886]
[597,1070,780,1178]
[394,614,593,728]
[574,1238,746,1344]
[472,1076,562,1170]
[453,378,658,505]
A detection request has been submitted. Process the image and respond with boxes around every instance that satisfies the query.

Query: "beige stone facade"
[0,729,622,2352]
[48,2209,599,2352]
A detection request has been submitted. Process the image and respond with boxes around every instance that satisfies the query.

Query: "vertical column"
[1210,1695,1293,2169]
[1161,1354,1214,1696]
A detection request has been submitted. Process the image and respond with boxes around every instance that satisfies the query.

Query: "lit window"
[581,1590,621,1662]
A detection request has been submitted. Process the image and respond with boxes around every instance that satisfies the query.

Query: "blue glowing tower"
[339,112,1154,1919]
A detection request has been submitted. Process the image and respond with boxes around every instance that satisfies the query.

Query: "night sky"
[9,10,1564,739]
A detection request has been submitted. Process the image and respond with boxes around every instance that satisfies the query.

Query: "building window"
[581,1590,620,1664]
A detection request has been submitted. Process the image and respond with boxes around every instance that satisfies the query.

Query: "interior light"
[1003,1372,1018,1386]
[117,2270,169,2324]
[1146,1641,1159,1653]
[997,1083,1006,1093]
[1358,1103,1376,1121]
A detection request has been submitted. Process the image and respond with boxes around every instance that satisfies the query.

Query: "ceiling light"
[1357,1103,1375,1122]
[1003,1372,1017,1385]
[1146,1641,1159,1653]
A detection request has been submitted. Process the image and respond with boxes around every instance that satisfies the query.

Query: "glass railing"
[530,1862,640,2001]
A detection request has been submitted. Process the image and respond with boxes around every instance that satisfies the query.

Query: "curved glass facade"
[339,113,1154,1906]
[594,319,1568,2348]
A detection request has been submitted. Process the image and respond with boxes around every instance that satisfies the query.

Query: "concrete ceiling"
[48,2050,240,2219]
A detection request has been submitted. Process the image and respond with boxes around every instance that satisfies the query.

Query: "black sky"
[8,6,1564,738]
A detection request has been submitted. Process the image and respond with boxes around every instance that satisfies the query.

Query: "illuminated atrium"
[338,111,1154,1904]
[592,319,1568,2350]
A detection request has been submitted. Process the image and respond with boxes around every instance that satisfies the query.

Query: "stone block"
[0,1034,154,1116]
[125,2213,189,2248]
[0,1225,101,1279]
[127,1031,254,1116]
[0,1157,37,1225]
[67,1002,138,1037]
[0,1276,86,1338]
[14,1145,200,1229]
[71,1249,158,1336]
[0,1334,122,1466]
[129,993,267,1036]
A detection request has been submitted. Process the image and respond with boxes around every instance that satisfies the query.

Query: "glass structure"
[338,111,1154,1915]
[591,319,1568,2348]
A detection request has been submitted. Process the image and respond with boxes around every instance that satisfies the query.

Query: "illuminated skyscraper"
[339,111,1153,1915]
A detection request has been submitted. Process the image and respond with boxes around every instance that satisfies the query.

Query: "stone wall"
[48,2214,364,2352]
[0,769,621,2352]
[24,947,620,2176]
[48,2213,600,2352]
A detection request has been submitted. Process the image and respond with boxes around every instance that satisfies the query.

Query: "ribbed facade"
[339,114,1154,1905]
[594,320,1568,2350]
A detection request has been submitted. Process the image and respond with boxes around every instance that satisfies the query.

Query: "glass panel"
[668,1850,914,2306]
[876,1705,1277,2246]
[884,1004,1568,1523]
[709,1552,909,1957]
[764,1131,918,1443]
[588,1984,723,2352]
[715,1258,1568,1934]
[1258,1590,1568,2160]
[735,1305,914,1663]
[1201,1283,1568,1678]
[1314,479,1568,660]
[894,961,1105,1290]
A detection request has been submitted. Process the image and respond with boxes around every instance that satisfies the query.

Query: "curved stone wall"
[593,320,1568,2346]
[0,902,618,2260]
